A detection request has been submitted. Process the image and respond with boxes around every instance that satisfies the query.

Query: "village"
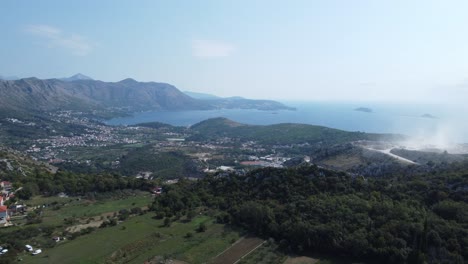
[0,180,42,257]
[11,111,304,178]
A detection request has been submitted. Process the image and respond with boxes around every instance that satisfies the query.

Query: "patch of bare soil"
[283,256,319,264]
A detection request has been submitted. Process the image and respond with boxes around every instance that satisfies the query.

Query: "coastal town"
[4,111,299,179]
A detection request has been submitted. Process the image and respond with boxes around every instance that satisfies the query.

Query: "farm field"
[1,190,153,235]
[39,191,153,225]
[237,240,287,264]
[211,236,264,264]
[20,214,240,264]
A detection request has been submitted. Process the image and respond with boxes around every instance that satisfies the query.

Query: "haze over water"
[106,101,468,145]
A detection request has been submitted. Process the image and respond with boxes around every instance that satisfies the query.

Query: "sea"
[105,101,468,145]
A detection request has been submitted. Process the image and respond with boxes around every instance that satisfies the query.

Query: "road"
[364,147,418,165]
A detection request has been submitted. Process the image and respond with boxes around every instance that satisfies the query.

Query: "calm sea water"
[106,101,468,144]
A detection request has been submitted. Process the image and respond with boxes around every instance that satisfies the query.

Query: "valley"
[3,107,457,180]
[0,78,466,264]
[3,2,468,263]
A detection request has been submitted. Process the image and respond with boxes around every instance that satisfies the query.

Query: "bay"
[106,101,468,144]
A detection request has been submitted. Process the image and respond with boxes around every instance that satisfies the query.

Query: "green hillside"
[189,117,394,145]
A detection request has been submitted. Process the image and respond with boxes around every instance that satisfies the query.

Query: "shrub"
[196,223,207,232]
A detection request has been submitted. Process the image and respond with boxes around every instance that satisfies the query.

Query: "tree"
[118,209,130,221]
[196,222,207,232]
[163,217,171,227]
[186,210,196,221]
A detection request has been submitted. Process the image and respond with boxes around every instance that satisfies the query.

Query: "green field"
[20,214,240,264]
[237,241,286,264]
[39,192,152,225]
[2,191,243,263]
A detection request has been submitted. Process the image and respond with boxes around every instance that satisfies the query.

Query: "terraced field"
[211,236,264,264]
[20,214,240,264]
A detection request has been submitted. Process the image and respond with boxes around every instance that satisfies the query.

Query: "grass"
[10,193,348,264]
[237,241,287,264]
[211,237,264,264]
[40,191,152,225]
[320,154,363,170]
[237,241,353,264]
[20,214,240,264]
[8,192,240,263]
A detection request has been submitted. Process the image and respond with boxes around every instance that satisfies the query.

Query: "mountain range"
[0,74,294,117]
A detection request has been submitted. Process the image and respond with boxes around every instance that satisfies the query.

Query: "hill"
[0,77,204,113]
[188,117,388,145]
[152,164,468,263]
[200,97,296,111]
[0,146,56,179]
[0,78,293,117]
[184,91,295,110]
[0,78,96,113]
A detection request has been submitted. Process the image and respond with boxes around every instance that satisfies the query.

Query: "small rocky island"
[421,113,437,119]
[354,107,373,113]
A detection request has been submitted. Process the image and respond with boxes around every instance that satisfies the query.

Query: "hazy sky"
[2,0,468,102]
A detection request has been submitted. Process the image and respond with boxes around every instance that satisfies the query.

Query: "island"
[354,107,373,113]
[421,113,437,119]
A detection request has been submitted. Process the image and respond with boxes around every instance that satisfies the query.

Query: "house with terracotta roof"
[0,205,9,225]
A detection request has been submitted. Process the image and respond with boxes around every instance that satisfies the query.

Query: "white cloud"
[192,39,235,58]
[25,24,93,56]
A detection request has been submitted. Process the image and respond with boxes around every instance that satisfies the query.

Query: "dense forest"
[151,163,468,263]
[6,171,152,202]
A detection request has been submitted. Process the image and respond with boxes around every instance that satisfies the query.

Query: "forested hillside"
[188,117,402,145]
[152,164,468,263]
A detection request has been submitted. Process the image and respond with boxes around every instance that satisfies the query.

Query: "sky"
[2,0,468,102]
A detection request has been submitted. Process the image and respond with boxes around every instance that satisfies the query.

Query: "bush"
[196,223,207,232]
[163,217,171,227]
[154,211,166,219]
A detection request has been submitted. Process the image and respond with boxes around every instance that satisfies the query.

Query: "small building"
[0,206,9,225]
[217,166,234,172]
[9,204,26,214]
[57,192,68,198]
[150,186,162,195]
[0,181,12,191]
